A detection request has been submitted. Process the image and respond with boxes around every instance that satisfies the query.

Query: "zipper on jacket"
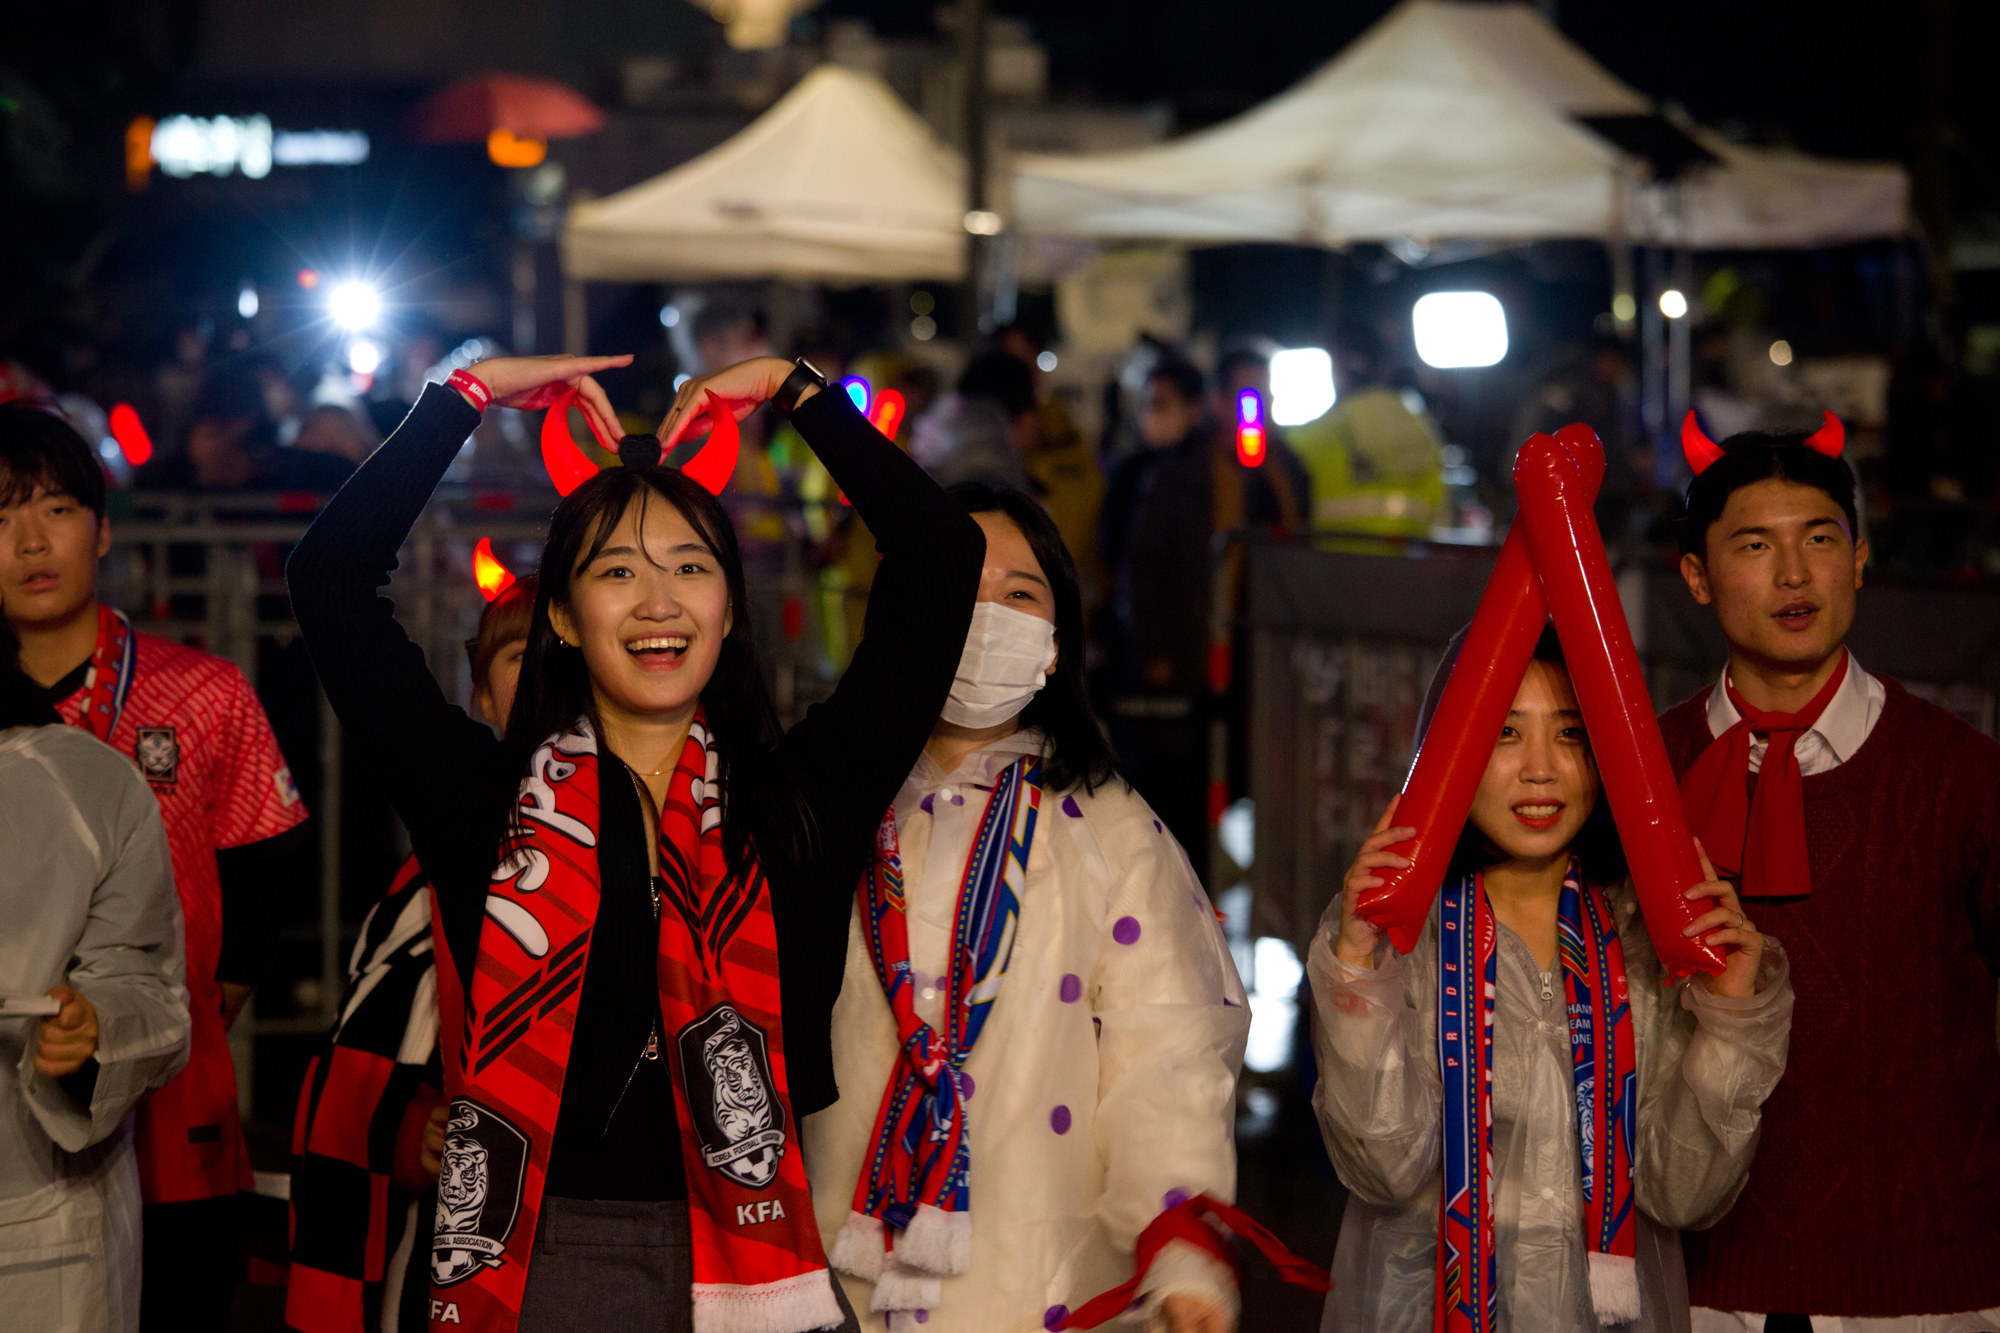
[1540,969,1554,1005]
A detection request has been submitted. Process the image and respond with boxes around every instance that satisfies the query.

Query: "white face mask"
[939,601,1058,730]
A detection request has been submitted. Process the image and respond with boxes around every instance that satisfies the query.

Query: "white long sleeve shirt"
[803,730,1249,1332]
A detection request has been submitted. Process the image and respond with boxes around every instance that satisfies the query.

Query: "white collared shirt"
[1704,652,1886,774]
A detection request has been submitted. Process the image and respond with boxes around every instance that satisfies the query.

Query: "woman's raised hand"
[658,356,812,447]
[1334,796,1414,969]
[456,353,631,445]
[1682,838,1765,999]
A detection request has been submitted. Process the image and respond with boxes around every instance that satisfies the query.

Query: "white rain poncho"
[803,729,1249,1332]
[0,724,189,1333]
[1310,884,1792,1333]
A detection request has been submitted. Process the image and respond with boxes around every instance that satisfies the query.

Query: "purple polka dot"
[1112,915,1142,945]
[1059,973,1082,1003]
[1050,1105,1072,1135]
[1162,1187,1190,1210]
[1062,795,1083,818]
[915,1313,930,1325]
[1153,819,1162,833]
[920,794,935,814]
[1044,1306,1069,1330]
[949,793,964,806]
[957,1072,975,1099]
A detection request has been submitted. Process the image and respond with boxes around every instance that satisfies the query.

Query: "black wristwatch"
[771,358,828,419]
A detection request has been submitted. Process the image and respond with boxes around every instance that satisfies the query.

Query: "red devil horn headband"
[538,389,739,498]
[1803,409,1844,458]
[1680,411,1725,476]
[1683,407,1845,478]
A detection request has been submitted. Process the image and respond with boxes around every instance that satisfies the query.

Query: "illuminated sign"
[136,115,370,182]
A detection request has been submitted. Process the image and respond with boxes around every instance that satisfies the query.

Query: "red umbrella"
[407,73,604,144]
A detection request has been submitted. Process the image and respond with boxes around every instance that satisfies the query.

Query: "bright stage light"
[348,340,382,375]
[1269,347,1336,426]
[1659,288,1689,319]
[237,284,259,320]
[329,281,380,331]
[1036,350,1057,372]
[1413,292,1508,369]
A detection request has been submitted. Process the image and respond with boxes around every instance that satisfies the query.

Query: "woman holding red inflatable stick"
[1308,620,1793,1333]
[288,353,983,1333]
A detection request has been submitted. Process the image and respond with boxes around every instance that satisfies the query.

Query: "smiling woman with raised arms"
[287,353,983,1333]
[1310,627,1795,1333]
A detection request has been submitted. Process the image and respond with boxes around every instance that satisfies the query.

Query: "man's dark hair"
[1673,431,1859,558]
[1146,357,1205,408]
[188,371,279,456]
[957,353,1037,419]
[0,401,107,518]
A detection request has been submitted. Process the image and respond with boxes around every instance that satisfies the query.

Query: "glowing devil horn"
[472,538,517,602]
[679,391,739,496]
[1803,409,1845,458]
[540,388,601,497]
[1680,410,1725,476]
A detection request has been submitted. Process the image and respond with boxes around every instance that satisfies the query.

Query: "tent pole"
[959,0,989,341]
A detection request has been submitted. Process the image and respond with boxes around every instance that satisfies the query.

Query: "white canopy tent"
[1012,0,1907,251]
[562,65,967,285]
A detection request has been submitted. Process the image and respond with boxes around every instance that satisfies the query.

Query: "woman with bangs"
[1309,627,1794,1333]
[288,352,984,1333]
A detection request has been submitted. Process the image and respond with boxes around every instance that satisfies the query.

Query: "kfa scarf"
[63,605,137,741]
[829,755,1041,1314]
[433,715,842,1333]
[1678,652,1847,899]
[1436,862,1638,1332]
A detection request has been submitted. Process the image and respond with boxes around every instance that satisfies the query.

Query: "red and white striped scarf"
[431,714,842,1333]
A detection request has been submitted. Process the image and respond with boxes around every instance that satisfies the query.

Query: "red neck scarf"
[57,605,136,741]
[431,715,841,1333]
[1678,652,1848,899]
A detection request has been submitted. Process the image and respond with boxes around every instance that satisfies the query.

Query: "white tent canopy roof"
[563,65,967,284]
[1013,0,1906,250]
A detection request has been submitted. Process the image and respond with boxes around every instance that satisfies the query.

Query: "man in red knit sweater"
[1660,416,2000,1333]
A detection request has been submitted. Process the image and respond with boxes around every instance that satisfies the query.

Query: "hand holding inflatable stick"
[1354,423,1725,979]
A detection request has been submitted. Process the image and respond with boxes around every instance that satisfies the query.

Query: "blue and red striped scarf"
[1436,860,1638,1332]
[829,754,1042,1315]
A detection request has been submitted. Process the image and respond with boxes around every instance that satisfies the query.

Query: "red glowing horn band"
[1681,410,1725,476]
[472,538,518,602]
[1803,409,1845,458]
[539,387,620,497]
[678,391,740,496]
[108,402,154,468]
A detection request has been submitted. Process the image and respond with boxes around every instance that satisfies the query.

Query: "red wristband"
[448,368,492,412]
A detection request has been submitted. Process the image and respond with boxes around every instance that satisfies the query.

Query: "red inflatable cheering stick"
[1513,434,1724,979]
[1355,424,1602,951]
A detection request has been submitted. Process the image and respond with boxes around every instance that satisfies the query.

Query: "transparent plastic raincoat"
[804,730,1249,1332]
[1309,883,1792,1333]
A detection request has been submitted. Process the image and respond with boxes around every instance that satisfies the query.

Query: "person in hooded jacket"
[804,484,1248,1333]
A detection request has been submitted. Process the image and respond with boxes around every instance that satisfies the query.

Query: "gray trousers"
[517,1197,861,1333]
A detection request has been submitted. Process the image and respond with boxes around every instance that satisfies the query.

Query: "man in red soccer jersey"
[0,402,311,1329]
[1661,414,2000,1332]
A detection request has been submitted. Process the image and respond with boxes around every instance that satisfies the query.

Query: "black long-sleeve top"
[287,383,982,1200]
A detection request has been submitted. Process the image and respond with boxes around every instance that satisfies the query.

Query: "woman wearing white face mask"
[802,484,1251,1333]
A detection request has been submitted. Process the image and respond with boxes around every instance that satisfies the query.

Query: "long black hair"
[1416,623,1627,885]
[506,464,805,872]
[939,482,1123,795]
